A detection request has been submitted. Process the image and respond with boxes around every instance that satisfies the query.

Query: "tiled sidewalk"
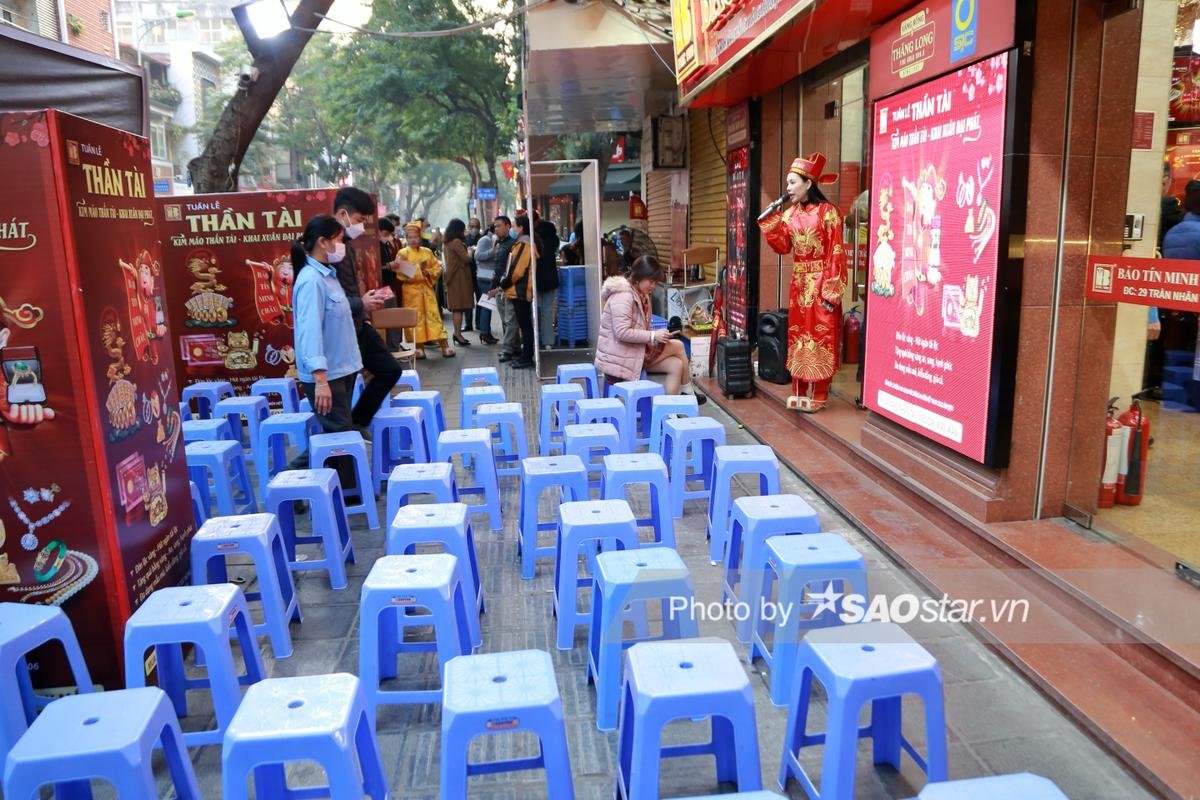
[169,346,1157,800]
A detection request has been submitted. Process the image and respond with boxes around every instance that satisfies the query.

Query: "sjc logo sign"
[951,0,977,62]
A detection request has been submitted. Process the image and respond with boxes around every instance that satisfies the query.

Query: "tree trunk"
[187,0,334,193]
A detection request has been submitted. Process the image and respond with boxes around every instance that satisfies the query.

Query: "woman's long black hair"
[444,218,466,243]
[291,214,343,273]
[802,181,831,207]
[628,254,663,283]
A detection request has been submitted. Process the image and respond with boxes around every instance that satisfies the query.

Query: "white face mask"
[326,241,346,263]
[344,222,365,239]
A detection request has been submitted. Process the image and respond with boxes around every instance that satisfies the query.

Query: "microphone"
[756,192,790,222]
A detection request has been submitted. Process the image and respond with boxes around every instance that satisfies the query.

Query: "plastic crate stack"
[556,266,589,347]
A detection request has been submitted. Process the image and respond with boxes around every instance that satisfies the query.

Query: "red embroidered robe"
[758,202,846,384]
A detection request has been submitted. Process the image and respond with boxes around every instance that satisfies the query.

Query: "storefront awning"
[542,164,640,196]
[525,2,676,135]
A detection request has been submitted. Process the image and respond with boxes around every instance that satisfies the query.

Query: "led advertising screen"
[863,54,1009,463]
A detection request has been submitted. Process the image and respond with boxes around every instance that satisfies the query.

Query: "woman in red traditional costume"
[757,153,846,412]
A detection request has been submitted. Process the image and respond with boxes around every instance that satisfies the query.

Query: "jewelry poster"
[863,54,1010,464]
[157,189,381,397]
[0,110,194,687]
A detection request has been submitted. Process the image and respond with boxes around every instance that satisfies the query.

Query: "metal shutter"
[645,169,672,259]
[687,107,726,248]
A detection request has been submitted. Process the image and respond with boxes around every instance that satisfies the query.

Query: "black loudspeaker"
[717,337,755,398]
[757,309,790,384]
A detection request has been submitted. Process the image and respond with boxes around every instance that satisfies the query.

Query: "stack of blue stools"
[557,265,589,347]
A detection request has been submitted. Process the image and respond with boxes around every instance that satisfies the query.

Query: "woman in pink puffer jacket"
[594,256,703,400]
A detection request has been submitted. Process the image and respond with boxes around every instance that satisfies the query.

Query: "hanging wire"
[607,0,675,79]
[291,0,555,38]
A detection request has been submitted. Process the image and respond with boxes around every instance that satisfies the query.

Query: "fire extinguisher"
[843,306,862,364]
[1115,399,1151,506]
[1098,397,1122,508]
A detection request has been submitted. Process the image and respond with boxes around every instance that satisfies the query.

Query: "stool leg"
[520,484,536,579]
[532,706,574,800]
[353,709,389,800]
[272,533,303,624]
[711,714,738,784]
[159,719,203,800]
[871,695,903,770]
[820,690,862,800]
[156,643,190,717]
[779,666,814,791]
[626,711,663,800]
[116,764,160,799]
[439,718,471,800]
[921,677,950,782]
[452,582,475,655]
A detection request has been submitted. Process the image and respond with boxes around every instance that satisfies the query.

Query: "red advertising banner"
[725,145,751,337]
[1165,128,1200,200]
[863,55,1010,463]
[1170,56,1200,124]
[868,0,1016,100]
[157,190,381,394]
[0,110,194,688]
[698,0,815,85]
[1085,256,1200,314]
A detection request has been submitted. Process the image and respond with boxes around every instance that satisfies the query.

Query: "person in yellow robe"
[396,221,454,358]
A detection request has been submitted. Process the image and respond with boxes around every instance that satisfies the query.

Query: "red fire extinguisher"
[1115,399,1151,506]
[843,306,862,365]
[1098,397,1122,508]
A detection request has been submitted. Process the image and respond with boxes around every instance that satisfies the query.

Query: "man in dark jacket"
[491,214,534,368]
[332,186,399,429]
[533,214,560,350]
[491,215,519,361]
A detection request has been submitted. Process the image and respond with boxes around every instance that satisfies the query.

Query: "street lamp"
[232,0,290,61]
[136,9,195,68]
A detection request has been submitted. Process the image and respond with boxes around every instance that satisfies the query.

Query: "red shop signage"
[1085,256,1200,314]
[680,0,817,92]
[869,0,1016,99]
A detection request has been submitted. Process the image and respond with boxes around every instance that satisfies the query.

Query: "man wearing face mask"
[331,187,400,430]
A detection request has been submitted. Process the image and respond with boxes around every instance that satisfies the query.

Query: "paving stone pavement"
[134,344,1158,800]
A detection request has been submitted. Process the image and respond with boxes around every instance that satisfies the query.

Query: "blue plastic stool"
[554,500,639,650]
[123,583,265,748]
[460,383,506,429]
[255,411,322,497]
[441,650,574,800]
[182,416,235,444]
[299,396,313,413]
[616,639,762,800]
[751,534,867,706]
[648,394,699,455]
[0,603,94,763]
[215,395,270,463]
[577,397,627,447]
[310,431,380,530]
[385,461,459,530]
[186,439,258,516]
[392,390,446,459]
[474,401,527,477]
[359,554,474,712]
[264,469,356,590]
[678,794,785,800]
[519,455,589,580]
[190,479,207,527]
[396,368,421,393]
[779,621,949,799]
[388,502,483,646]
[3,687,200,800]
[588,547,698,731]
[181,380,234,420]
[371,405,429,490]
[250,376,301,413]
[602,453,674,547]
[723,494,821,643]
[222,674,387,800]
[351,373,366,407]
[557,362,600,399]
[918,774,1068,799]
[663,417,727,519]
[539,382,584,456]
[190,513,302,660]
[459,365,500,397]
[564,422,623,492]
[610,380,665,450]
[437,429,503,532]
[708,445,781,564]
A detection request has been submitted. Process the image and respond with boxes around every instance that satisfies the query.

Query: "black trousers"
[514,298,535,363]
[299,373,357,489]
[352,321,400,427]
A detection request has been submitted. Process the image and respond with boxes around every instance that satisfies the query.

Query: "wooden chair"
[371,307,419,370]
